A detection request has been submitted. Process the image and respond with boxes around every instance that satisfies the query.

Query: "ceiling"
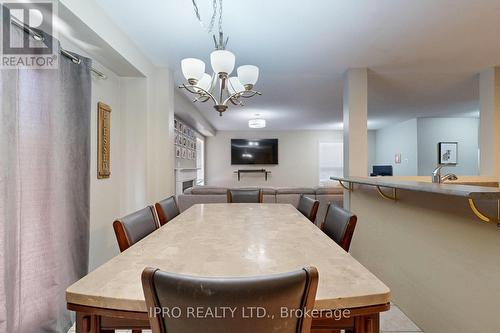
[95,0,499,130]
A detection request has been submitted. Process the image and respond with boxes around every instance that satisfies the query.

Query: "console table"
[233,169,272,181]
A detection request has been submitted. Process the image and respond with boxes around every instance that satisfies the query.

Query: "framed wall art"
[438,142,458,165]
[97,102,111,179]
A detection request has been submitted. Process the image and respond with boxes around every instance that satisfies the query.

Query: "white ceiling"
[95,0,499,130]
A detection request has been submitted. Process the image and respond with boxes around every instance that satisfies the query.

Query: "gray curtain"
[0,26,91,333]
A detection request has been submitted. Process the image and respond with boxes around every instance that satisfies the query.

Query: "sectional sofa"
[177,185,344,225]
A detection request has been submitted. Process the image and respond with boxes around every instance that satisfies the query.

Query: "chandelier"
[179,0,261,116]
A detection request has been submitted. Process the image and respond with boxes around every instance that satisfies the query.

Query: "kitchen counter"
[334,175,500,332]
[330,176,500,200]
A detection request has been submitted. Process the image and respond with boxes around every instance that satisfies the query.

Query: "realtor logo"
[1,0,58,69]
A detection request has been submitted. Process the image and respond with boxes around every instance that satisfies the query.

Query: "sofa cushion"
[276,187,315,195]
[263,194,276,203]
[261,187,277,195]
[190,186,228,195]
[177,194,227,212]
[315,186,343,195]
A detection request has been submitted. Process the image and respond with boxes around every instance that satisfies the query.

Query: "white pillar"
[342,68,368,210]
[343,68,368,178]
[479,67,500,176]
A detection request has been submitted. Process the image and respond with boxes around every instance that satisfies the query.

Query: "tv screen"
[231,139,278,165]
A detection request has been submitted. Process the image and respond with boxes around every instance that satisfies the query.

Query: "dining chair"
[141,266,319,333]
[155,196,180,226]
[113,206,158,252]
[297,194,319,223]
[321,204,357,252]
[227,188,263,203]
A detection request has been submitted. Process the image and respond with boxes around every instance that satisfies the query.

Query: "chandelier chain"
[191,0,223,34]
[218,0,223,34]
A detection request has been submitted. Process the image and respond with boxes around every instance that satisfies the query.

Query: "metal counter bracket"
[376,186,397,201]
[468,198,500,226]
[338,180,352,191]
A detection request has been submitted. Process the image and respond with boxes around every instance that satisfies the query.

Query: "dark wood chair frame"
[300,194,320,223]
[141,266,319,333]
[321,203,357,252]
[112,205,158,253]
[226,189,264,203]
[154,196,179,226]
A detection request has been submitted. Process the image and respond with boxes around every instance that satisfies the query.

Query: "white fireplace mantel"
[175,168,200,195]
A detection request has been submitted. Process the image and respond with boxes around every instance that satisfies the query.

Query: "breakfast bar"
[331,176,500,332]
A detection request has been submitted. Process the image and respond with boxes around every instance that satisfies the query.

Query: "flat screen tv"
[231,139,278,165]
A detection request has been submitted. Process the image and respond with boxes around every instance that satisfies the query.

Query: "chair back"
[142,266,318,333]
[227,189,263,203]
[297,194,319,223]
[155,196,180,226]
[113,206,158,252]
[322,204,357,252]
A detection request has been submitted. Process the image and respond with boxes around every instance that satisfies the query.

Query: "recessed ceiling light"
[248,114,266,129]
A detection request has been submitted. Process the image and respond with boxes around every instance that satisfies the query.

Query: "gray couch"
[177,185,343,225]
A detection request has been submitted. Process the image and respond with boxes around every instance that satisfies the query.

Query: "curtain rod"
[9,15,107,79]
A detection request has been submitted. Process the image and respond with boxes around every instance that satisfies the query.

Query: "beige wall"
[206,130,342,188]
[60,38,176,271]
[147,68,176,203]
[88,67,175,271]
[88,58,124,270]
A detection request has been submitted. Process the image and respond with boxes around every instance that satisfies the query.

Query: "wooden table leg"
[354,313,380,333]
[75,312,117,333]
[76,312,90,333]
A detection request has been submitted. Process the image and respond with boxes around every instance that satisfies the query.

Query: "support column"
[479,67,500,176]
[343,68,368,209]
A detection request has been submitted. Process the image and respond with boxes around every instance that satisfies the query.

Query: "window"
[319,142,343,185]
[196,137,205,185]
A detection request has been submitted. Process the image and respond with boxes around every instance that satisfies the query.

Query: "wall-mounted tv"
[231,139,278,165]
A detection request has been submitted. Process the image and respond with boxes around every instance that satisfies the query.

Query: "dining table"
[66,203,390,333]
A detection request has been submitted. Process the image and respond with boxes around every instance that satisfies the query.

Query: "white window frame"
[318,141,343,186]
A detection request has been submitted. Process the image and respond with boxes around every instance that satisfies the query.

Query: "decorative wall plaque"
[97,102,111,179]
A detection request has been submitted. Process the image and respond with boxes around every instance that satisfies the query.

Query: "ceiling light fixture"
[180,0,261,116]
[248,115,266,129]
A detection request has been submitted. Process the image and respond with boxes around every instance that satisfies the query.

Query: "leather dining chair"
[113,206,158,252]
[227,189,263,203]
[155,196,180,226]
[297,194,319,223]
[141,266,319,333]
[321,204,357,252]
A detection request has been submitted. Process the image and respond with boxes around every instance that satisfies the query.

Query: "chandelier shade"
[237,65,259,86]
[210,50,235,75]
[228,76,245,94]
[181,58,205,82]
[197,73,213,92]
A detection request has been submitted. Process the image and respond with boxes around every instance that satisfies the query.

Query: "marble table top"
[66,204,390,312]
[331,176,500,200]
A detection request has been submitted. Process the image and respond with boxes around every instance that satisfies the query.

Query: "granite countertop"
[330,176,500,200]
